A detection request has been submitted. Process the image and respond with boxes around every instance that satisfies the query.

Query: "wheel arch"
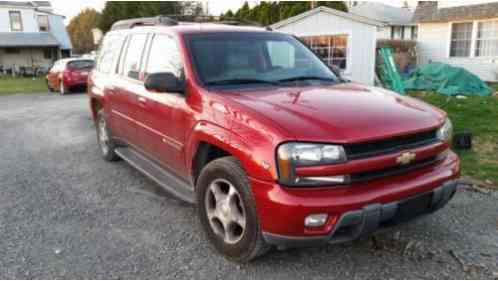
[187,121,276,186]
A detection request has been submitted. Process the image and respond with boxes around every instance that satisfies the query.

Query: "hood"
[219,83,445,143]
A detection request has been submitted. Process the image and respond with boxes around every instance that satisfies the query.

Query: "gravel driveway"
[0,93,497,279]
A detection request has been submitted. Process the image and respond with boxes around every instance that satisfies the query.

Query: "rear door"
[138,33,188,175]
[90,33,127,139]
[111,33,149,148]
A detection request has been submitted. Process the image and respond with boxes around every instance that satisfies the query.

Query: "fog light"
[304,214,328,227]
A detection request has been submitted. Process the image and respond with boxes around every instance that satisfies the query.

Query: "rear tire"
[196,156,271,262]
[96,110,120,162]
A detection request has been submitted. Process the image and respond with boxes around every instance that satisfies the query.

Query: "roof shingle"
[0,32,59,47]
[414,1,498,23]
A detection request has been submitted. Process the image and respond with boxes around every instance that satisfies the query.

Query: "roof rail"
[110,15,269,31]
[111,16,178,31]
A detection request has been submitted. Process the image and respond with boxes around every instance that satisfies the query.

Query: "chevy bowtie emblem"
[397,152,416,165]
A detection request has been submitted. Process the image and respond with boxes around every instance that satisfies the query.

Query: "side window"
[96,34,125,74]
[121,34,148,80]
[145,34,183,78]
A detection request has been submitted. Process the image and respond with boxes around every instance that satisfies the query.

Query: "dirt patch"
[460,177,497,191]
[473,138,498,155]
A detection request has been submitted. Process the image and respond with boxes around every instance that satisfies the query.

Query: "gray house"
[0,1,72,72]
[349,2,417,41]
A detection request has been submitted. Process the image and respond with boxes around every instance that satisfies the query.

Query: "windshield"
[185,32,339,87]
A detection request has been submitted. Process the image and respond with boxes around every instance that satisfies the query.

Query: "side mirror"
[144,72,184,94]
[329,64,342,77]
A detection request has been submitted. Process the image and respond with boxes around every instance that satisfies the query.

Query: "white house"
[414,1,498,82]
[349,2,417,41]
[0,1,72,71]
[271,6,383,85]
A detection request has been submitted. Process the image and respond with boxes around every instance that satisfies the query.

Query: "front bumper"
[251,151,459,243]
[262,179,457,248]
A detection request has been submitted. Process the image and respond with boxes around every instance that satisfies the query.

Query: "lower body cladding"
[251,152,460,249]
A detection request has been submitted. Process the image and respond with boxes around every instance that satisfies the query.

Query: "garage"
[271,6,383,85]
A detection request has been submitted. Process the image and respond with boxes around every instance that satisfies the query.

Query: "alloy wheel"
[204,179,246,244]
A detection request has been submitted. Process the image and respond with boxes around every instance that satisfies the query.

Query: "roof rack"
[111,16,178,31]
[110,15,269,31]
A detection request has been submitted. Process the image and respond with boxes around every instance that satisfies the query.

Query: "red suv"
[88,17,460,262]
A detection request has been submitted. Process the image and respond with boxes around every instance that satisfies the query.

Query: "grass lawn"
[410,92,498,185]
[0,76,48,95]
[489,82,498,92]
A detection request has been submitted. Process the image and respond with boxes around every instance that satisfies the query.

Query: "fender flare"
[186,121,275,183]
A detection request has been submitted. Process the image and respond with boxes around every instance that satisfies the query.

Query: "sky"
[49,0,415,24]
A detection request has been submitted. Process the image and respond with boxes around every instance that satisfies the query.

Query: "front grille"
[350,156,439,183]
[344,130,438,160]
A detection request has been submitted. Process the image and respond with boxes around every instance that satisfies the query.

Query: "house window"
[38,15,49,32]
[391,26,404,39]
[411,26,418,40]
[5,48,21,54]
[9,11,23,31]
[301,35,348,70]
[450,22,473,57]
[43,48,54,59]
[475,20,498,57]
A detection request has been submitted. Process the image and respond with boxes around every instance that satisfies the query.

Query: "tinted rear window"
[67,60,94,70]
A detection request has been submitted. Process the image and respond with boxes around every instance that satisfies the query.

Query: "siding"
[275,11,377,85]
[0,7,38,32]
[418,22,498,82]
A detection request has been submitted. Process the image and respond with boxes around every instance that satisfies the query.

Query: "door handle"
[137,96,147,108]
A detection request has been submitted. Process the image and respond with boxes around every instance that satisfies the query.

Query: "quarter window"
[301,35,348,70]
[145,35,183,78]
[121,34,148,80]
[96,34,125,74]
[475,20,498,57]
[38,15,49,32]
[9,11,23,31]
[450,22,473,57]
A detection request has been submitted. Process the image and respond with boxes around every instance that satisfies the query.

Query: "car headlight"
[437,118,453,142]
[277,143,348,186]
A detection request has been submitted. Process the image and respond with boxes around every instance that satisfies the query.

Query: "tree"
[231,1,348,25]
[67,8,101,54]
[98,1,197,33]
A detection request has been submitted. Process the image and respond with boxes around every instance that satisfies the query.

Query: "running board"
[115,147,196,204]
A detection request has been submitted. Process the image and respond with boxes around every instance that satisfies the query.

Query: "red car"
[47,58,94,95]
[88,17,459,262]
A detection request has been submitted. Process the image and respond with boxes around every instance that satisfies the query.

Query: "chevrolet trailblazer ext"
[88,17,460,262]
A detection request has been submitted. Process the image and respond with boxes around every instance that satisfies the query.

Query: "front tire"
[47,80,54,92]
[59,80,68,95]
[96,110,120,162]
[196,156,270,262]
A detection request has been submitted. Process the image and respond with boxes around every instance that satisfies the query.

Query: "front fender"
[185,121,277,182]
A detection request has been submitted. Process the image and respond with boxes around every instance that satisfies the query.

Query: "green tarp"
[404,63,492,97]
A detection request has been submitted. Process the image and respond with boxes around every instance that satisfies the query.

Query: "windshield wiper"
[278,76,337,83]
[205,79,280,86]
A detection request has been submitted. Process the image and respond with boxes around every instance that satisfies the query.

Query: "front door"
[138,33,188,176]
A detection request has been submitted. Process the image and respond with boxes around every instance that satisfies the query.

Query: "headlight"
[437,118,453,142]
[277,143,348,186]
